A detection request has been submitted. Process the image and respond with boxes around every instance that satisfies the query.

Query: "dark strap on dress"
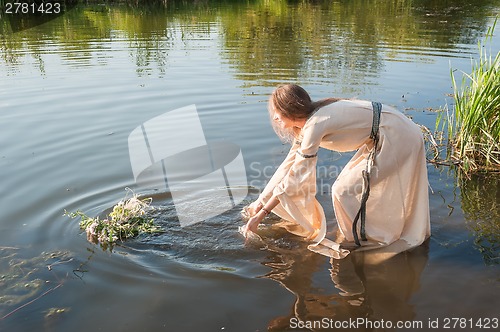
[352,101,382,246]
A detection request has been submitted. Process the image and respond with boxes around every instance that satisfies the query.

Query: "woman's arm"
[250,140,301,211]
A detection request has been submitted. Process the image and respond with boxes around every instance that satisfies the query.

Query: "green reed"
[436,19,500,173]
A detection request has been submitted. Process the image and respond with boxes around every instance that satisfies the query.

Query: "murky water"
[1,1,499,331]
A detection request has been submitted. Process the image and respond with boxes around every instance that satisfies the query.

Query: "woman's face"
[272,110,305,129]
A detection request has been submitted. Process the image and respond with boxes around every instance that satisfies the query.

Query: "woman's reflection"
[262,236,429,331]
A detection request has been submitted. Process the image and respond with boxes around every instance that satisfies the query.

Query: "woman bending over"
[243,84,430,259]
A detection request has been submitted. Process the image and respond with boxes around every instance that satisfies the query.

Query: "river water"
[1,1,499,331]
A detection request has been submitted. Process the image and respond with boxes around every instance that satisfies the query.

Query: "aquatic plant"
[65,190,161,247]
[0,249,70,320]
[436,19,500,173]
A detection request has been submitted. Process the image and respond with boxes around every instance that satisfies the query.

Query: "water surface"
[1,1,499,331]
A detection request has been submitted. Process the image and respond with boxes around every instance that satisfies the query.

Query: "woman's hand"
[243,211,265,236]
[241,197,278,239]
[246,212,265,233]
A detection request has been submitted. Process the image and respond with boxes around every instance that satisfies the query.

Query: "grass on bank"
[435,19,500,173]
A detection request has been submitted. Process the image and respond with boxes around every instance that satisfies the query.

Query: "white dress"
[257,99,431,259]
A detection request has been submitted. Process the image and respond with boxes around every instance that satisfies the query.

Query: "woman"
[243,84,430,259]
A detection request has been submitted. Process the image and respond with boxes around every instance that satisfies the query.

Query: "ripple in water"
[108,191,308,272]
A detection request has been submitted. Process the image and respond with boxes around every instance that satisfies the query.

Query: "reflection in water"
[1,0,497,84]
[460,173,500,265]
[262,235,429,331]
